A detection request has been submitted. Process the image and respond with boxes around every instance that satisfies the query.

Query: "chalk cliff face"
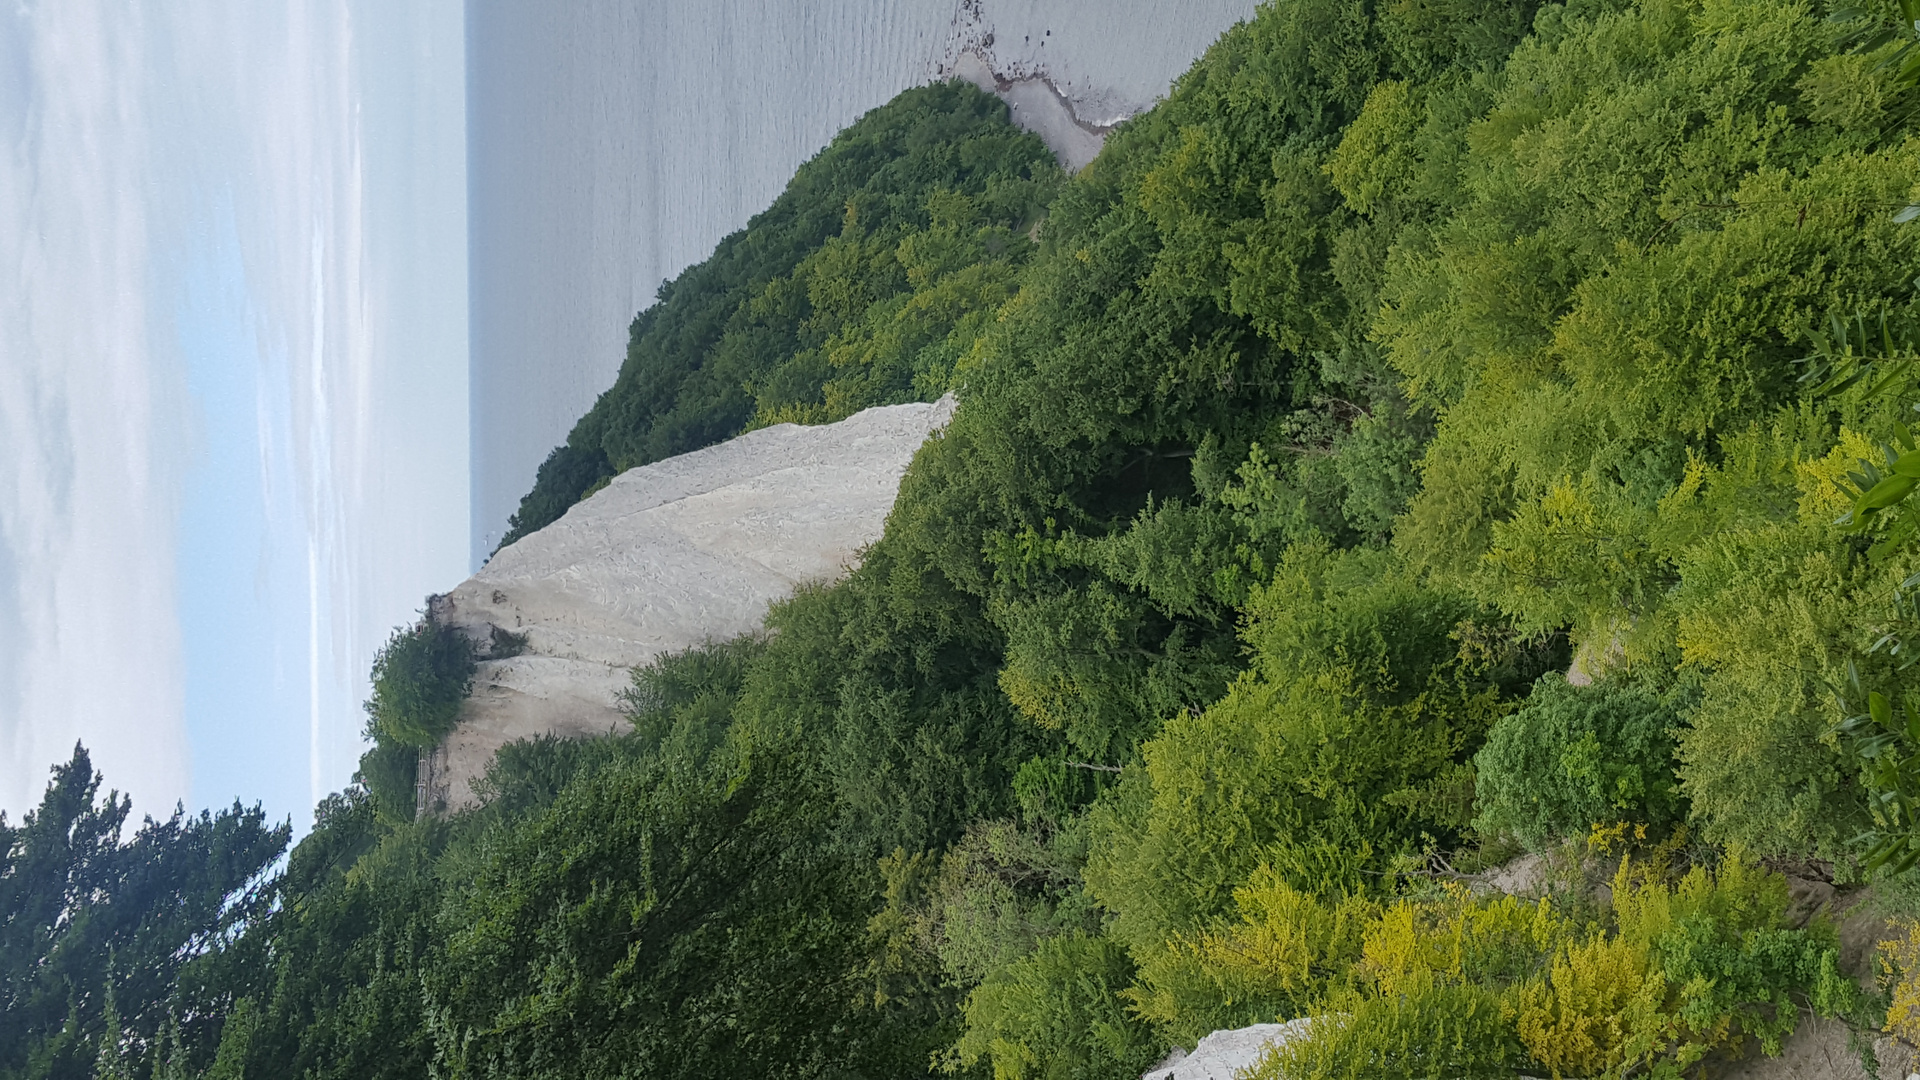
[419,398,955,813]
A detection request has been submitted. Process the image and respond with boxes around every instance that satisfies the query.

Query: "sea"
[465,0,1263,565]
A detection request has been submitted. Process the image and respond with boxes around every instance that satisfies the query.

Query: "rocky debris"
[1142,1019,1314,1080]
[1715,1018,1915,1080]
[951,52,1106,171]
[1475,851,1550,898]
[418,398,954,813]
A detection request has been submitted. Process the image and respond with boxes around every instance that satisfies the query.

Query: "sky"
[0,1,469,831]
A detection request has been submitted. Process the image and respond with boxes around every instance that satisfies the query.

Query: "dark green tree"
[1474,676,1688,850]
[0,746,286,1080]
[364,615,476,749]
[498,81,1062,548]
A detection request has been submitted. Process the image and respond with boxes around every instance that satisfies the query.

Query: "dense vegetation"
[0,748,285,1080]
[496,81,1062,548]
[353,615,481,822]
[15,0,1920,1074]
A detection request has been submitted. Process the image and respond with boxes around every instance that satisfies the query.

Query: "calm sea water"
[466,0,1261,564]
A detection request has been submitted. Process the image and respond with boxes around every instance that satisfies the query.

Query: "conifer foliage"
[0,748,286,1080]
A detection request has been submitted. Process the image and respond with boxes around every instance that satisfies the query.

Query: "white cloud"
[147,0,467,821]
[0,1,468,824]
[0,1,192,816]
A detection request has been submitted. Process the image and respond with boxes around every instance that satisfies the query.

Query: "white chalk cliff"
[418,397,955,813]
[1141,1020,1314,1080]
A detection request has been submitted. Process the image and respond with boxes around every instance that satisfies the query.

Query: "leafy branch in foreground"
[1833,0,1920,98]
[1831,666,1920,874]
[1808,302,1920,873]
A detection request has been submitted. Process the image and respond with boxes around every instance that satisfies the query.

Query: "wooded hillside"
[11,0,1920,1075]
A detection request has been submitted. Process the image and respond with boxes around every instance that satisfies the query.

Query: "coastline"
[950,51,1110,171]
[466,0,1262,564]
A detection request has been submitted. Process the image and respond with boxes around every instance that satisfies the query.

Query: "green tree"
[205,790,441,1080]
[0,746,286,1080]
[422,737,938,1079]
[1474,676,1687,850]
[364,615,476,749]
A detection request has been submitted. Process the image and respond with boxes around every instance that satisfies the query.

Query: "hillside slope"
[419,398,954,812]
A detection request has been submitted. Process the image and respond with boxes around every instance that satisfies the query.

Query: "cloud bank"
[0,1,468,825]
[0,1,191,817]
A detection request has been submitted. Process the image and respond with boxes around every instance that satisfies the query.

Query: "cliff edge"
[418,397,955,813]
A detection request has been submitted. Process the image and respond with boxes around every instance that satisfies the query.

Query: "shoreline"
[948,50,1116,171]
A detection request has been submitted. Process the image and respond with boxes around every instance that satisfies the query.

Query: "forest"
[9,0,1920,1075]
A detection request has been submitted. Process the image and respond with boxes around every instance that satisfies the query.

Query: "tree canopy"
[21,0,1920,1073]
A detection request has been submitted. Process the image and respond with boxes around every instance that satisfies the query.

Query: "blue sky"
[173,193,311,823]
[0,1,469,831]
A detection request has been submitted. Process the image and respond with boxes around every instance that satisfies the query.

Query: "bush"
[1086,614,1515,963]
[1473,676,1683,851]
[621,635,764,759]
[954,931,1160,1080]
[1254,854,1856,1079]
[1126,868,1374,1043]
[355,740,420,823]
[364,616,477,748]
[1267,985,1529,1080]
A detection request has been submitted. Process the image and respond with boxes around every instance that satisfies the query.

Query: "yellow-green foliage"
[1080,543,1538,1046]
[1125,869,1374,1041]
[1359,885,1567,999]
[1235,854,1854,1079]
[1516,933,1664,1077]
[1086,653,1505,955]
[954,931,1159,1080]
[1412,400,1920,856]
[1324,80,1423,216]
[1269,985,1528,1080]
[1382,0,1920,600]
[1664,421,1920,854]
[953,1,1920,1074]
[1878,917,1920,1043]
[1365,0,1920,856]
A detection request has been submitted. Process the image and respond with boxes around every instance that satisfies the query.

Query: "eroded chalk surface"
[420,397,954,812]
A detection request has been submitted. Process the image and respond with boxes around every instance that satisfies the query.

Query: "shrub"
[1879,917,1920,1043]
[954,931,1160,1080]
[354,739,420,824]
[1087,664,1509,961]
[365,616,477,748]
[1266,984,1529,1080]
[1256,854,1855,1079]
[621,635,764,759]
[1473,676,1683,850]
[1126,867,1375,1042]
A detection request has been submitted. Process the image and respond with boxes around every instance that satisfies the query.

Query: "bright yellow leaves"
[1216,852,1847,1078]
[1795,428,1885,525]
[1126,869,1372,1033]
[1516,934,1662,1077]
[1359,884,1564,1001]
[1879,918,1920,1043]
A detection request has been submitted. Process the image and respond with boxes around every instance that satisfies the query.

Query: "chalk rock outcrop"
[418,397,955,813]
[1143,1020,1314,1080]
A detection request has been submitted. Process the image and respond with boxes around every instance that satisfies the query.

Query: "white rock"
[1143,1019,1315,1080]
[417,397,955,812]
